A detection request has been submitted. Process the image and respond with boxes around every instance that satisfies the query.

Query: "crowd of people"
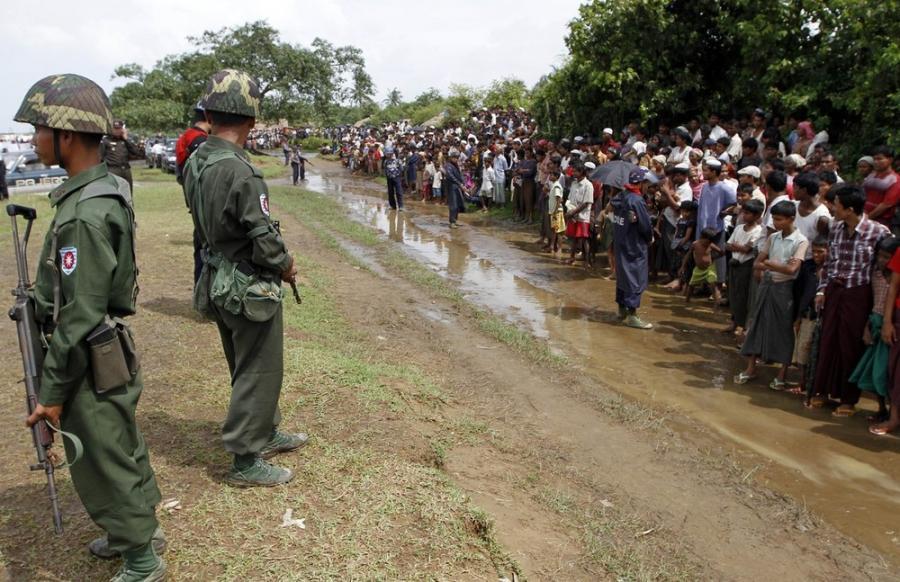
[324,107,900,436]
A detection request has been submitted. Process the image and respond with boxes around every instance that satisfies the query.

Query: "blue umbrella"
[590,160,636,189]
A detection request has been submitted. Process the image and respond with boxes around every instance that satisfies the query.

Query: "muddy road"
[298,158,900,564]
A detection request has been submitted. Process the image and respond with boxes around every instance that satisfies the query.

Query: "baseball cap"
[737,165,761,179]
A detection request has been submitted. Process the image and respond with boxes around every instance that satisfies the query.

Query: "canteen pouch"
[86,317,134,393]
[209,254,283,322]
[192,249,216,319]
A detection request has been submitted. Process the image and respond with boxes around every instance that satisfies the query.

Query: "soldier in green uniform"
[101,120,143,191]
[184,69,307,487]
[16,75,166,582]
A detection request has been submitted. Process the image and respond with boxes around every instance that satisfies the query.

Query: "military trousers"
[212,303,283,455]
[61,371,160,552]
[108,166,133,192]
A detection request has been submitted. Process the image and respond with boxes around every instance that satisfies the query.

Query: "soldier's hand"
[281,256,298,283]
[26,403,63,429]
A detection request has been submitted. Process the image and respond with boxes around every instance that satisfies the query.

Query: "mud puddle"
[300,165,900,561]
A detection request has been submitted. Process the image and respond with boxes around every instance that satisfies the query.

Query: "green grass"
[0,180,518,581]
[273,186,565,366]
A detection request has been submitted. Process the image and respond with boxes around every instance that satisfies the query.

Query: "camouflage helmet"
[14,74,113,135]
[202,69,260,118]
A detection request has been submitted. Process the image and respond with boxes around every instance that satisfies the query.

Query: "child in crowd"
[431,161,443,201]
[565,163,594,268]
[683,227,723,304]
[850,237,899,421]
[735,201,809,386]
[548,168,566,256]
[872,244,900,435]
[795,237,829,397]
[725,199,764,334]
[480,155,495,212]
[423,155,435,201]
[670,200,698,291]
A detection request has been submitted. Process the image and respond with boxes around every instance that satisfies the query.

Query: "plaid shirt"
[820,215,889,291]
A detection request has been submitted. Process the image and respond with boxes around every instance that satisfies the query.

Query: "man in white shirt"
[658,163,694,282]
[708,113,728,141]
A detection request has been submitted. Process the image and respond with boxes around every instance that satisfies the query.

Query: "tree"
[533,0,900,158]
[384,88,403,108]
[482,78,531,110]
[110,21,375,132]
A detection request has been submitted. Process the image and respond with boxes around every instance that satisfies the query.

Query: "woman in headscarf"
[793,121,815,157]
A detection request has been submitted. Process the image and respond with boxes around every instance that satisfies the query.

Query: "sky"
[2,0,583,133]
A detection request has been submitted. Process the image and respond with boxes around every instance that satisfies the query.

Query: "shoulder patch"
[60,246,77,275]
[260,193,270,216]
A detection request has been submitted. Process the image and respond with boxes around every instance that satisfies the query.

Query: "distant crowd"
[323,106,900,436]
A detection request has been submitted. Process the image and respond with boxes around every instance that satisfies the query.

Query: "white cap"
[632,141,646,155]
[574,136,584,142]
[584,161,597,170]
[674,162,691,171]
[786,153,806,167]
[602,128,613,135]
[703,157,722,169]
[570,149,583,156]
[737,165,761,179]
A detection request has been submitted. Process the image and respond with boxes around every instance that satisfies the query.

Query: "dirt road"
[0,160,895,580]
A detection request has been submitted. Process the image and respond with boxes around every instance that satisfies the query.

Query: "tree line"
[531,0,900,160]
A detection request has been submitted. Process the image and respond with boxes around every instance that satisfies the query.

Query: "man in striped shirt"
[811,184,889,414]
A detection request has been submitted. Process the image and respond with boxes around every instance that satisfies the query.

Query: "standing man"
[696,158,736,285]
[444,151,468,228]
[184,69,307,487]
[15,75,165,581]
[0,150,8,200]
[384,148,404,210]
[611,167,655,329]
[290,146,312,186]
[176,101,211,284]
[101,120,143,192]
[812,184,889,415]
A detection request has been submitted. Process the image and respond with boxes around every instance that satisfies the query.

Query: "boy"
[547,167,566,256]
[565,163,594,268]
[735,201,809,386]
[684,227,723,304]
[669,200,698,291]
[725,199,764,334]
[797,237,829,397]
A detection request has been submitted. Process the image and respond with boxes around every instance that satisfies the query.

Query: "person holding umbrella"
[612,167,656,329]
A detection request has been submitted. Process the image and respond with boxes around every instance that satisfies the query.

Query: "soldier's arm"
[233,174,292,273]
[125,139,143,159]
[40,217,117,405]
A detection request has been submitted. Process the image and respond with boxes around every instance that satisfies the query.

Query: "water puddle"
[302,165,900,561]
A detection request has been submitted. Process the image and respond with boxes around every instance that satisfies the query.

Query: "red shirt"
[888,248,900,308]
[864,169,900,226]
[176,127,208,168]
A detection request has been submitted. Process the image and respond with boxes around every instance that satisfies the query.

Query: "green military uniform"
[185,134,291,454]
[15,74,164,581]
[184,70,303,482]
[101,129,142,190]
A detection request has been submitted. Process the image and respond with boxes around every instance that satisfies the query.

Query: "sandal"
[867,411,890,423]
[832,407,856,418]
[769,378,787,391]
[869,424,897,436]
[733,372,756,385]
[805,397,827,409]
[785,385,805,395]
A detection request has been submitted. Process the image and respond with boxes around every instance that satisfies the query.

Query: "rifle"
[272,220,302,304]
[6,204,82,534]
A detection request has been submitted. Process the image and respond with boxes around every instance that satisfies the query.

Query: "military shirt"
[100,137,142,169]
[184,135,291,277]
[33,163,137,405]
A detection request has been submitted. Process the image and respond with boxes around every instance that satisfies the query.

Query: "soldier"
[15,75,165,581]
[0,149,8,200]
[101,120,143,191]
[184,69,307,487]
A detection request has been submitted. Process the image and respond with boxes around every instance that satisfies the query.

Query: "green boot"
[617,305,627,321]
[109,543,166,582]
[624,312,653,330]
[90,527,167,560]
[259,429,309,459]
[225,454,294,487]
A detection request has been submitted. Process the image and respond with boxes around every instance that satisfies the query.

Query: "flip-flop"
[769,378,788,391]
[733,372,756,385]
[832,407,856,418]
[869,425,895,436]
[805,397,827,409]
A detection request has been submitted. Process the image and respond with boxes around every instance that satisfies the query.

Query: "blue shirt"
[696,181,736,235]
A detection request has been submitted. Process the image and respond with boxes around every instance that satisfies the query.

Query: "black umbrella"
[590,160,636,189]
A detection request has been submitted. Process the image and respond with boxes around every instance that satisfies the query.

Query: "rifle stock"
[6,204,65,534]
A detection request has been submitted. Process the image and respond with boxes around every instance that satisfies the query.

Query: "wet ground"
[294,159,900,561]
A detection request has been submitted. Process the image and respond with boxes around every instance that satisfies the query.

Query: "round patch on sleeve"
[60,246,77,275]
[260,193,270,216]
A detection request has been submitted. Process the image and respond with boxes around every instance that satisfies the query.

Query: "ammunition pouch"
[208,252,283,322]
[86,316,140,393]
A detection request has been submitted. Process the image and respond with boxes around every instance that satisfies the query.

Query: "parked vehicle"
[3,150,67,188]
